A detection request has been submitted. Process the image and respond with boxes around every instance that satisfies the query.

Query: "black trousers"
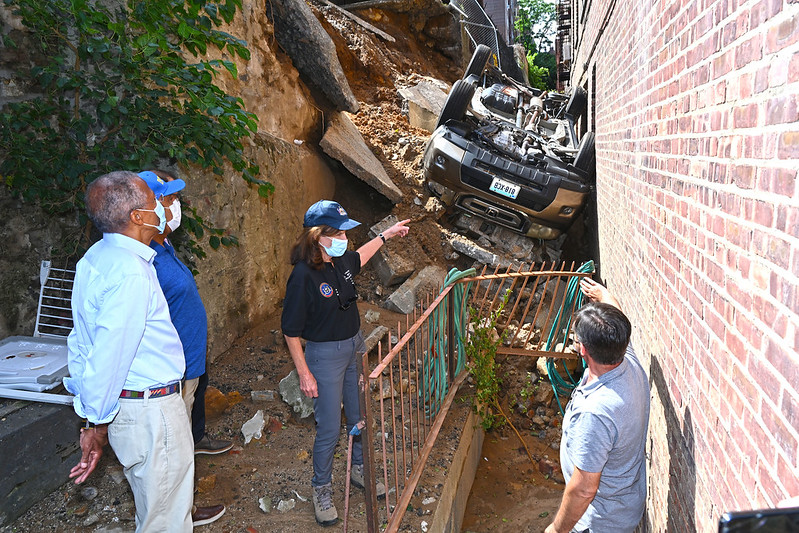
[190,371,209,444]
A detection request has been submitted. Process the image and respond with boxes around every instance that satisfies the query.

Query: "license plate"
[489,177,520,199]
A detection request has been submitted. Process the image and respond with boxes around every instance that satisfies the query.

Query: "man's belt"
[120,382,181,399]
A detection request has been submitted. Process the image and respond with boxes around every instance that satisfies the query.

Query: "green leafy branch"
[465,290,535,464]
[0,0,272,256]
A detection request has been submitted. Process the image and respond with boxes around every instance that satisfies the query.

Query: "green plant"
[465,292,508,431]
[465,290,535,464]
[0,0,272,256]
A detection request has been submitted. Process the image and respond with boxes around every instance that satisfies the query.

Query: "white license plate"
[489,177,520,199]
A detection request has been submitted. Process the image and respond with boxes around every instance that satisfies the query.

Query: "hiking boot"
[350,464,386,499]
[312,483,338,526]
[194,434,234,455]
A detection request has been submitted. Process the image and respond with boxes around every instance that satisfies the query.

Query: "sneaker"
[194,434,234,455]
[192,504,226,526]
[350,464,386,499]
[312,483,338,526]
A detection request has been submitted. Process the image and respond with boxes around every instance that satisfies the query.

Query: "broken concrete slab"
[384,265,447,314]
[320,112,403,204]
[368,215,416,286]
[318,0,395,42]
[279,369,314,419]
[398,79,449,133]
[364,325,389,354]
[266,0,359,113]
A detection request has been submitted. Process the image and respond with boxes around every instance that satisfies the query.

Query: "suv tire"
[464,44,492,79]
[573,131,596,177]
[436,80,475,128]
[565,86,588,120]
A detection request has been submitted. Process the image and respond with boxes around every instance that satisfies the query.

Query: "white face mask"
[166,199,182,232]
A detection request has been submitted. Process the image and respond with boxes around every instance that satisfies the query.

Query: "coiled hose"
[423,267,476,416]
[543,260,595,415]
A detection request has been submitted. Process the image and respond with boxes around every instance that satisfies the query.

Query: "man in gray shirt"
[546,278,650,533]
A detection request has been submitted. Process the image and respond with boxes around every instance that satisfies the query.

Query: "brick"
[748,355,784,406]
[753,200,774,227]
[764,94,799,125]
[766,12,799,54]
[735,35,763,69]
[778,131,799,159]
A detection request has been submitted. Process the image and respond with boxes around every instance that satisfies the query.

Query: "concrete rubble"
[320,112,403,204]
[364,325,389,355]
[279,369,315,419]
[384,265,447,314]
[397,78,450,133]
[266,0,359,113]
[368,215,416,286]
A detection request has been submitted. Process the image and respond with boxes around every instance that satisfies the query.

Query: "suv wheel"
[436,79,475,128]
[464,44,492,79]
[573,131,596,177]
[565,86,588,120]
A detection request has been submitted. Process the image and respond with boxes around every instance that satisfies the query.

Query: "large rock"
[320,112,403,204]
[398,79,449,133]
[266,0,359,113]
[279,369,314,419]
[384,265,447,314]
[368,216,416,286]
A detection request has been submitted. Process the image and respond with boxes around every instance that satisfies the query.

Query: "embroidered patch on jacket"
[319,282,334,298]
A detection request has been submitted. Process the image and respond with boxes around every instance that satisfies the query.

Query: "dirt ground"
[1,299,566,533]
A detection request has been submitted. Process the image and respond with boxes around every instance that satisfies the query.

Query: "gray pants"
[306,331,365,486]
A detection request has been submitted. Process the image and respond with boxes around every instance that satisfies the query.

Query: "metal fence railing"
[354,262,590,532]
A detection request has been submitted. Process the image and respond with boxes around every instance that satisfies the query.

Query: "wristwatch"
[378,233,386,243]
[82,418,96,429]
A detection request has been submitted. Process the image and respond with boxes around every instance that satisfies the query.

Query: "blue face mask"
[321,236,348,257]
[137,199,167,234]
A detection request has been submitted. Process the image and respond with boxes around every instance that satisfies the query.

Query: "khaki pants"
[182,377,199,420]
[109,392,194,532]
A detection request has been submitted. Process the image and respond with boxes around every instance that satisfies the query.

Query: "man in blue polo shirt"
[139,170,232,526]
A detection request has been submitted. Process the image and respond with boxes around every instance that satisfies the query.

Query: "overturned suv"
[423,45,595,240]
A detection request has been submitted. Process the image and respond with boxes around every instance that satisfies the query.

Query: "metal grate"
[448,0,504,70]
[33,261,75,339]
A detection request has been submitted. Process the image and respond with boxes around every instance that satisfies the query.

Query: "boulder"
[384,265,447,314]
[279,369,314,419]
[368,215,416,286]
[320,112,403,204]
[397,79,449,132]
[266,0,359,113]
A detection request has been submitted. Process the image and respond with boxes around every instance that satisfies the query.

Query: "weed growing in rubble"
[465,289,535,464]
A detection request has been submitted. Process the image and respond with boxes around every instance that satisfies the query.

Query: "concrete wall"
[568,0,799,530]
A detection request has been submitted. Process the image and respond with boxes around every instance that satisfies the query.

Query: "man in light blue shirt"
[546,279,650,533]
[64,170,194,532]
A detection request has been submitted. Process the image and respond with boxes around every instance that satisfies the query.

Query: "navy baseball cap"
[138,171,186,198]
[303,200,361,230]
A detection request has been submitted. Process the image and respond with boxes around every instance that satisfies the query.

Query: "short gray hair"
[85,171,148,233]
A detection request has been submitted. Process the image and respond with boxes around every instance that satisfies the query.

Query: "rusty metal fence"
[355,261,592,532]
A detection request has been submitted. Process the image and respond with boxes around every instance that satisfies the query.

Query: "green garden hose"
[423,267,476,416]
[542,260,595,415]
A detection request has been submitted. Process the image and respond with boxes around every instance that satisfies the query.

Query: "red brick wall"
[568,0,799,530]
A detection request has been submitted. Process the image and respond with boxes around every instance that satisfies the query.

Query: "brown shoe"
[192,504,226,526]
[195,434,233,455]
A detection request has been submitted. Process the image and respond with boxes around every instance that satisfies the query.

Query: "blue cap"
[303,200,361,230]
[138,171,186,198]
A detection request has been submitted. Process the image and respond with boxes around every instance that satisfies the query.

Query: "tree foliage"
[0,0,270,255]
[514,0,556,54]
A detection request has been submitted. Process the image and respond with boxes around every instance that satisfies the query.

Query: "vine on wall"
[0,0,272,256]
